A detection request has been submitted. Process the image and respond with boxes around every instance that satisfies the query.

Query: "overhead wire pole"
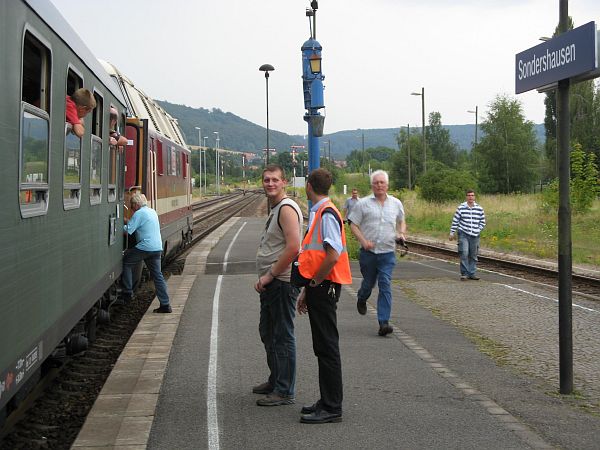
[407,124,411,190]
[556,0,573,395]
[195,126,202,197]
[411,88,427,173]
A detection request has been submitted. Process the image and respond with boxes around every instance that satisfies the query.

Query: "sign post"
[515,9,599,394]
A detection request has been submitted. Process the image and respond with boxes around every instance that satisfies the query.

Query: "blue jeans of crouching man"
[259,278,299,398]
[123,248,170,307]
[458,230,480,277]
[357,249,396,323]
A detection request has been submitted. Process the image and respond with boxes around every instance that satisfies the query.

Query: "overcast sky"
[50,0,600,136]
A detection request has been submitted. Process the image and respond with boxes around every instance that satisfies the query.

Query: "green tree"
[426,111,459,167]
[473,94,539,193]
[418,161,478,203]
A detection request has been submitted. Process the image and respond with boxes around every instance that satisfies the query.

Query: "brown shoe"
[252,381,273,394]
[256,394,295,406]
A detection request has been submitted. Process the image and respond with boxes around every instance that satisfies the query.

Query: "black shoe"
[468,275,480,280]
[378,322,393,336]
[357,300,367,315]
[153,305,172,313]
[300,409,342,424]
[301,401,320,414]
[252,381,273,394]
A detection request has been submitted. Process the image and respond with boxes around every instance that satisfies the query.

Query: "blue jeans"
[458,231,480,277]
[259,278,299,397]
[123,248,170,306]
[357,249,396,323]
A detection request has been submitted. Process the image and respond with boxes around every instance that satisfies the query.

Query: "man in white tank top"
[254,164,303,406]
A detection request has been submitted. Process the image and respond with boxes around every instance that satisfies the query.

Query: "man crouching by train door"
[254,164,303,406]
[296,168,352,424]
[122,193,172,313]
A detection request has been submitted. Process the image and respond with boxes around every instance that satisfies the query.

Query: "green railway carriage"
[0,0,128,414]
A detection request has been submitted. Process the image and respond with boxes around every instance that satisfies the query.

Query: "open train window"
[19,31,51,218]
[91,91,103,138]
[90,137,102,205]
[108,109,125,203]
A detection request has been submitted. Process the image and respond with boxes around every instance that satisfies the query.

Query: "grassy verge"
[330,189,600,267]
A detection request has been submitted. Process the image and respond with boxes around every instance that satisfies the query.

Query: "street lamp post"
[259,64,275,166]
[213,131,220,195]
[301,0,325,179]
[202,136,208,193]
[467,106,478,146]
[194,126,202,197]
[411,87,427,173]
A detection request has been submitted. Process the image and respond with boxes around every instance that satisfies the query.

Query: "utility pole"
[407,124,411,190]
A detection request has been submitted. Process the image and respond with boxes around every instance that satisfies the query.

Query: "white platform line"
[499,283,599,313]
[207,274,222,449]
[222,221,247,273]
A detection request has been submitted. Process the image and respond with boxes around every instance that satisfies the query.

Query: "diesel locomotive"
[0,0,193,420]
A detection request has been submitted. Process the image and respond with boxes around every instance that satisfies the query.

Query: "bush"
[540,144,599,214]
[417,163,478,203]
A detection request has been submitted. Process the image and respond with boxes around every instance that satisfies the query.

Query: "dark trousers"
[259,279,299,397]
[305,281,343,414]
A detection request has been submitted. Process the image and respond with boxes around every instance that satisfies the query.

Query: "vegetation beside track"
[329,189,600,268]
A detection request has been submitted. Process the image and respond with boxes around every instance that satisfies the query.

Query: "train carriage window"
[91,91,103,138]
[90,137,102,204]
[20,31,51,218]
[182,153,187,178]
[63,69,83,209]
[89,91,104,205]
[63,129,82,209]
[108,143,118,202]
[176,150,181,177]
[108,110,126,202]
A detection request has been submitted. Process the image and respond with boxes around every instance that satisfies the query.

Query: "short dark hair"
[307,168,332,195]
[262,164,286,181]
[466,189,475,195]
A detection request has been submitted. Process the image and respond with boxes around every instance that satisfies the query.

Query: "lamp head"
[259,64,275,78]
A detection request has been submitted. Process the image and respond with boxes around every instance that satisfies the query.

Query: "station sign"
[515,21,598,94]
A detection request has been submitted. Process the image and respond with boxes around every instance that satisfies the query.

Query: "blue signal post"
[302,1,325,175]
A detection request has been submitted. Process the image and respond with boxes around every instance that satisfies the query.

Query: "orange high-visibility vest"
[298,200,352,285]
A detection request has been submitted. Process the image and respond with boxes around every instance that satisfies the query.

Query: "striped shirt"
[348,194,405,254]
[450,202,486,237]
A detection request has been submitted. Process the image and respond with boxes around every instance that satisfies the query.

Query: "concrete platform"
[72,217,600,449]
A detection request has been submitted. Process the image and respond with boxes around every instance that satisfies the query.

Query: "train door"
[185,153,191,207]
[149,138,158,210]
[123,120,142,223]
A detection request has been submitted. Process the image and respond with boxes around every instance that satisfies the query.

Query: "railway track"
[0,192,266,450]
[406,237,600,299]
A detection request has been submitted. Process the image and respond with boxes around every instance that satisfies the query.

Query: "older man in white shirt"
[348,170,406,336]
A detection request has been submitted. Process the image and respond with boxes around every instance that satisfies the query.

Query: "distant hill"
[158,100,545,159]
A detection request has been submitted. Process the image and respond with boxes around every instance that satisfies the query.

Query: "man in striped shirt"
[449,190,486,280]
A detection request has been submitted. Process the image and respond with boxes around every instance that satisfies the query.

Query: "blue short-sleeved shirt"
[123,205,163,252]
[308,198,343,255]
